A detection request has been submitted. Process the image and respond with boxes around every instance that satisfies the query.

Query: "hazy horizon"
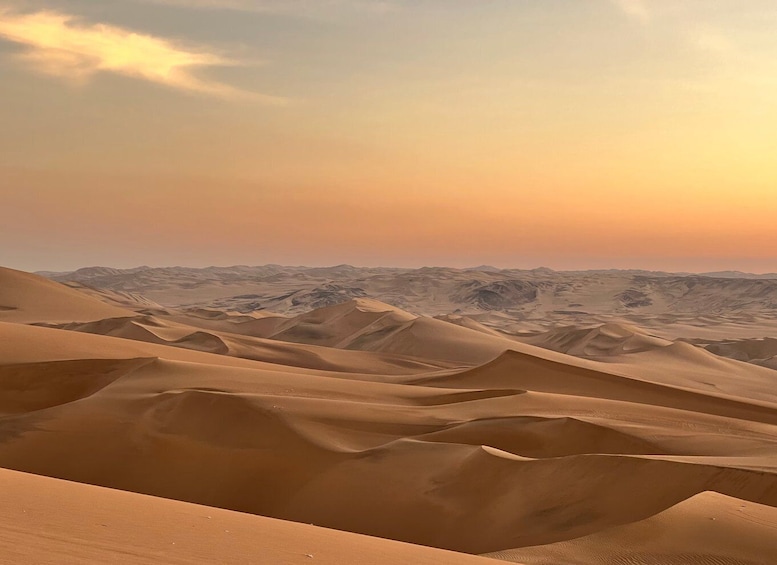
[29,260,777,276]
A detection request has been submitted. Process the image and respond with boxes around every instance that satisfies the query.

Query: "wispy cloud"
[0,6,285,101]
[609,0,651,23]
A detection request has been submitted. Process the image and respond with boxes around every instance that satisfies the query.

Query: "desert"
[3,1,777,562]
[1,264,776,563]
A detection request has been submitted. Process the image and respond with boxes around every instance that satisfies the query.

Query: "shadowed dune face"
[1,268,777,562]
[702,337,777,370]
[0,358,152,414]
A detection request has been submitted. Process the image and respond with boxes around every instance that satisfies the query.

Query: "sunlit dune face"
[0,8,250,97]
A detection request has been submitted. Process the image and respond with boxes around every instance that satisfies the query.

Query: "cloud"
[0,6,285,101]
[609,0,651,23]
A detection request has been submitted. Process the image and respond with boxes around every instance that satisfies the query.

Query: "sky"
[1,0,776,273]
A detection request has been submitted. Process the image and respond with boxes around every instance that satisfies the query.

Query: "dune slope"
[488,491,777,565]
[0,266,133,323]
[0,468,496,565]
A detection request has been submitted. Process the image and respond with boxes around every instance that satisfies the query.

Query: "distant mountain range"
[40,264,777,281]
[39,265,777,340]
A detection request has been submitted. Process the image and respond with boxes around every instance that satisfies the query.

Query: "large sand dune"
[2,267,777,562]
[488,491,777,564]
[0,468,497,565]
[0,266,133,323]
[49,313,448,374]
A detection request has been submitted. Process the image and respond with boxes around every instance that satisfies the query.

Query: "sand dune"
[0,468,497,565]
[209,297,521,365]
[263,298,416,346]
[345,315,523,364]
[0,266,133,323]
[702,337,777,370]
[705,336,777,361]
[61,281,167,311]
[604,341,777,402]
[0,358,152,414]
[50,314,449,373]
[415,349,777,423]
[2,267,777,562]
[488,491,777,564]
[435,313,510,337]
[0,321,291,369]
[519,322,672,357]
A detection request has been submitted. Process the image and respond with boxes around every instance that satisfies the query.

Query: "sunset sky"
[1,0,776,273]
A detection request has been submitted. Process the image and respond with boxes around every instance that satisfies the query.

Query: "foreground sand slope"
[487,491,777,564]
[0,468,498,565]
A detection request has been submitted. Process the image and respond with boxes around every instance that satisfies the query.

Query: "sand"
[0,266,133,323]
[1,267,776,562]
[0,468,497,565]
[488,491,777,564]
